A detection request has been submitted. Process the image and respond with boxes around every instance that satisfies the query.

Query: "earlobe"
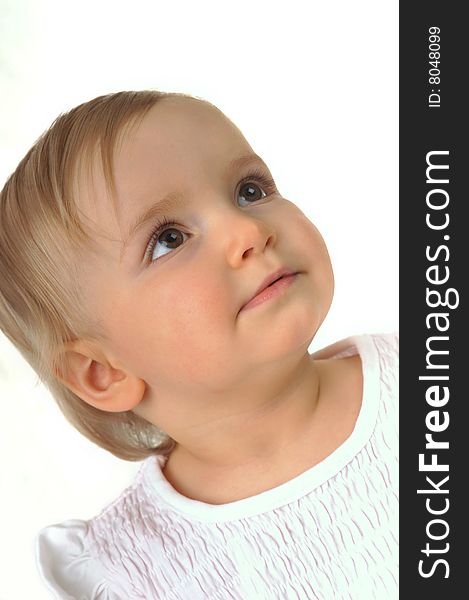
[55,340,145,413]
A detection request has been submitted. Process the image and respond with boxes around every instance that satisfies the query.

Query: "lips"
[240,267,298,311]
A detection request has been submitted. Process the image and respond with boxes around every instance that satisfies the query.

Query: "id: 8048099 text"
[428,26,441,108]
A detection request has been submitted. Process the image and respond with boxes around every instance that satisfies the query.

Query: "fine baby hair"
[0,90,203,460]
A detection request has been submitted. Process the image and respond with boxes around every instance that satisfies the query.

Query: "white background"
[0,1,398,597]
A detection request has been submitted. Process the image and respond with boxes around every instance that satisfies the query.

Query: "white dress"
[35,332,399,599]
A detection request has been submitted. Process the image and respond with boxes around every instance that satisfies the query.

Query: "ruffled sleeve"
[35,519,115,600]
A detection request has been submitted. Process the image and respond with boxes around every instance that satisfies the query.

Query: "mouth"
[239,267,299,313]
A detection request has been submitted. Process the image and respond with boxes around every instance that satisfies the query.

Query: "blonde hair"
[0,89,207,460]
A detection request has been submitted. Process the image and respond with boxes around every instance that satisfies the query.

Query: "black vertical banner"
[400,2,466,596]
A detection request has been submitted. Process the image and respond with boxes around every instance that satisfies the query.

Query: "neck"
[165,352,322,475]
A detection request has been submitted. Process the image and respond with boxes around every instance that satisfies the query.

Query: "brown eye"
[157,228,184,250]
[238,182,267,206]
[237,167,277,207]
[145,218,188,264]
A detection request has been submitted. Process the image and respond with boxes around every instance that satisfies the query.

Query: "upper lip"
[240,267,297,311]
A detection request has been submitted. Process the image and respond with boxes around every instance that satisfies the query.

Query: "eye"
[144,217,188,264]
[237,168,277,207]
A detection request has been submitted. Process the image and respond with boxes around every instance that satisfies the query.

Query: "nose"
[224,211,277,268]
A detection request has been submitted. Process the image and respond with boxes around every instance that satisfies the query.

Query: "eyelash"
[143,168,277,263]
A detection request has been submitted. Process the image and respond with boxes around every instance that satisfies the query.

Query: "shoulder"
[369,331,399,382]
[35,519,113,599]
[35,462,153,600]
[35,458,167,598]
[355,331,399,392]
[312,331,398,359]
[312,331,399,402]
[371,330,399,357]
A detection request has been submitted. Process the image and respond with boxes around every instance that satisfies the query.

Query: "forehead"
[116,97,248,177]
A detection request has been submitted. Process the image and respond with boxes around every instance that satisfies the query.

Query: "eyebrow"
[119,153,266,263]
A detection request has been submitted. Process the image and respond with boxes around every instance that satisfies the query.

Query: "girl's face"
[77,97,334,427]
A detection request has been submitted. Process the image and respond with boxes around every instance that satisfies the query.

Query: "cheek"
[287,210,334,300]
[121,269,232,377]
[157,267,231,328]
[287,209,332,267]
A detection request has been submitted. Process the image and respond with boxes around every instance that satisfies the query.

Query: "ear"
[55,340,146,413]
